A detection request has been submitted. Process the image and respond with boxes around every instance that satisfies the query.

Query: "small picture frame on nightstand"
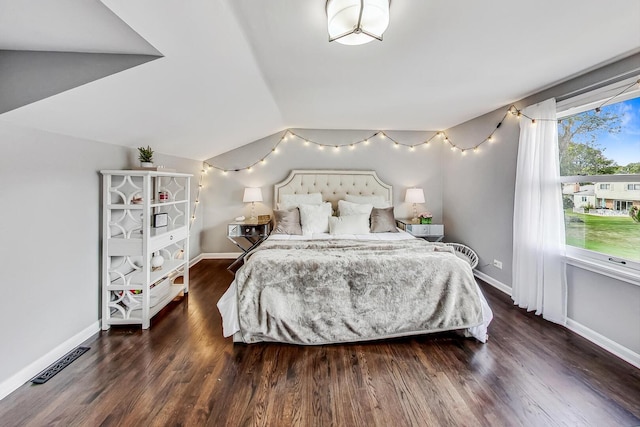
[152,213,169,228]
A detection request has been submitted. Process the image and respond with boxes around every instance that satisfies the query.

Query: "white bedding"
[268,228,415,241]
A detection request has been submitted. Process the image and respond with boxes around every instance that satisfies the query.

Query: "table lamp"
[243,187,262,222]
[405,188,425,223]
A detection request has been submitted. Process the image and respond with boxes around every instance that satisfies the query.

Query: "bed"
[217,170,492,345]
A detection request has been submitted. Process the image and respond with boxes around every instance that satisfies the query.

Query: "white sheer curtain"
[512,98,567,324]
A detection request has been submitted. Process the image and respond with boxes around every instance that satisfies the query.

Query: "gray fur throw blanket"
[235,239,484,345]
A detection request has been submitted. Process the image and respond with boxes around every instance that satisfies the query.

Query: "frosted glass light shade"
[405,188,425,204]
[326,0,390,45]
[243,187,263,203]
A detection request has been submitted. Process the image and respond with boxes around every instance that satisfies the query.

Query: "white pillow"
[345,194,392,208]
[338,200,373,217]
[329,214,371,235]
[278,192,323,210]
[298,202,332,235]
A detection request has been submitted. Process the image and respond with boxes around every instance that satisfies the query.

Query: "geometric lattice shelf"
[101,170,191,329]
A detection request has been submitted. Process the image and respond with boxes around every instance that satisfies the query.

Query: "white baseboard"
[189,253,205,266]
[0,321,100,400]
[566,318,640,369]
[473,270,512,296]
[199,252,242,259]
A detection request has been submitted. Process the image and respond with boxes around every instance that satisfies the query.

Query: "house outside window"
[557,77,640,275]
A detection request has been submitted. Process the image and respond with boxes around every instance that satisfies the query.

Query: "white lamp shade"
[243,187,263,203]
[326,0,390,45]
[405,188,425,204]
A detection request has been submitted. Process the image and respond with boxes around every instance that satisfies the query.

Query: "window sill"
[564,254,640,287]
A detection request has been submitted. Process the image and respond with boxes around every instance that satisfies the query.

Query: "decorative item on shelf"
[153,213,169,228]
[419,212,433,224]
[151,252,164,271]
[243,187,263,222]
[132,196,143,204]
[326,0,390,45]
[137,145,154,167]
[258,214,271,222]
[158,190,169,202]
[405,188,425,223]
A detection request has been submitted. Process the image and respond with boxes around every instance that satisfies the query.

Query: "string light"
[200,80,638,172]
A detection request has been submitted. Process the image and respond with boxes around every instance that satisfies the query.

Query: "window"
[557,78,640,275]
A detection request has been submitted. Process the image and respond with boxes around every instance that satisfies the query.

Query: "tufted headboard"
[274,170,392,211]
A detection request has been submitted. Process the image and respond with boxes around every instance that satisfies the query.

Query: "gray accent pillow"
[370,207,398,233]
[272,208,302,235]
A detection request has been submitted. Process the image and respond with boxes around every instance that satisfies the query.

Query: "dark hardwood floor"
[1,259,638,426]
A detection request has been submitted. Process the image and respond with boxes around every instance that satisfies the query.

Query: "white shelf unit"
[101,170,192,329]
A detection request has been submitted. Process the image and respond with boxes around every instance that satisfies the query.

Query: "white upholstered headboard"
[274,170,392,211]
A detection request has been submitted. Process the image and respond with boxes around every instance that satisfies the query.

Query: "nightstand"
[396,219,444,242]
[227,218,272,271]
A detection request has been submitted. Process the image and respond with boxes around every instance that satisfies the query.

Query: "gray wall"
[0,122,203,390]
[442,53,640,354]
[0,50,159,114]
[201,129,444,253]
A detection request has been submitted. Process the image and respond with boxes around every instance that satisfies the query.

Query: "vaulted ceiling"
[1,0,639,160]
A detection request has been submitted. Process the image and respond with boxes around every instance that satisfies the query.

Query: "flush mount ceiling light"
[326,0,390,45]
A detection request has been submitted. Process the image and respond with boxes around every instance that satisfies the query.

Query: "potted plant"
[138,145,154,167]
[419,211,432,224]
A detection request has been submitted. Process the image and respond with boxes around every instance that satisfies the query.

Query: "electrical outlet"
[493,259,503,269]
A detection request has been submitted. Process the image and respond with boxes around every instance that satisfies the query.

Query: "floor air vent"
[31,346,90,384]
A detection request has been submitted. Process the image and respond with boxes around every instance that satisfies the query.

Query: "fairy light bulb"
[379,132,386,139]
[334,145,340,152]
[349,144,355,150]
[487,135,494,142]
[394,142,399,149]
[318,145,324,151]
[364,139,370,145]
[461,150,467,156]
[531,119,536,126]
[409,146,415,151]
[304,139,310,146]
[423,141,430,148]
